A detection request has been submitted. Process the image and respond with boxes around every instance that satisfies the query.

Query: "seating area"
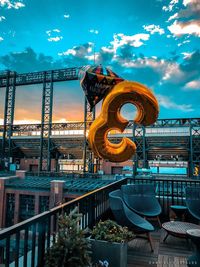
[109,189,154,251]
[109,184,200,267]
[1,177,200,267]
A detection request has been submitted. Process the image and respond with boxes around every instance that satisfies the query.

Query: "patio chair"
[121,184,162,227]
[109,189,154,251]
[185,187,200,221]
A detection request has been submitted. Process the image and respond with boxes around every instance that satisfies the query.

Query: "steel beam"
[1,71,16,169]
[142,126,147,168]
[191,121,200,178]
[83,97,95,173]
[39,71,53,172]
[132,122,137,178]
[0,67,79,88]
[189,121,194,178]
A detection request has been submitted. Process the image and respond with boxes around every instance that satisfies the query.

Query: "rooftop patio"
[127,226,192,267]
[0,176,200,267]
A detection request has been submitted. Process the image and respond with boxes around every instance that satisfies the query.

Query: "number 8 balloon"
[80,66,159,162]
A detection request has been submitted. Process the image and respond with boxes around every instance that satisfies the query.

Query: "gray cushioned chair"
[185,186,200,221]
[121,184,162,227]
[109,189,154,251]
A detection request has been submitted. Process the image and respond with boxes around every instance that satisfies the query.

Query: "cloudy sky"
[0,0,200,124]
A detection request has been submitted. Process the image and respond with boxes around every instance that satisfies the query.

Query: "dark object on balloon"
[79,65,124,110]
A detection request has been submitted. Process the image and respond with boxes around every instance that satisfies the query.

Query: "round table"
[162,221,200,242]
[170,205,187,221]
[186,229,200,267]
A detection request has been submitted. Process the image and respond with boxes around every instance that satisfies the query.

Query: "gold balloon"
[88,81,159,162]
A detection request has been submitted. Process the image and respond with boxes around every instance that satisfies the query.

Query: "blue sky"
[0,0,200,123]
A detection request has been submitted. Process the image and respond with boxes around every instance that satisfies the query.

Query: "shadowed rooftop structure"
[4,176,113,193]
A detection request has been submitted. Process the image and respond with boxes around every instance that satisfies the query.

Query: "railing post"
[171,180,174,205]
[37,221,46,267]
[132,122,137,180]
[88,194,96,228]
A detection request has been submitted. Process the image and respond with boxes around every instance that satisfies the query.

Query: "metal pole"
[132,122,137,180]
[47,71,54,172]
[83,97,96,173]
[142,125,147,168]
[189,121,193,178]
[39,71,54,172]
[2,71,16,170]
[83,97,88,173]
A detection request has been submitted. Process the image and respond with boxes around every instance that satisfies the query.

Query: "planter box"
[90,239,127,267]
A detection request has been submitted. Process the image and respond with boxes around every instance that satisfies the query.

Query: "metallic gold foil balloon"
[88,81,159,162]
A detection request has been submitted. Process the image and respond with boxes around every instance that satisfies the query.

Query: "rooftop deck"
[128,226,192,267]
[0,176,199,267]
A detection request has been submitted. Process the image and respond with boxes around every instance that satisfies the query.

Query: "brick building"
[0,171,112,228]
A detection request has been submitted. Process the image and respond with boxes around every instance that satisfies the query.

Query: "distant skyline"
[0,0,200,124]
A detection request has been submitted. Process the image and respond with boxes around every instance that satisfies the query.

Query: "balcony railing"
[0,177,200,267]
[129,177,200,215]
[0,178,127,267]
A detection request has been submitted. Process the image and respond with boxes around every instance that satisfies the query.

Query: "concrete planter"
[90,239,127,267]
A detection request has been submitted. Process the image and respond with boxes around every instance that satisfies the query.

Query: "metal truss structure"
[0,68,83,171]
[83,98,95,173]
[0,68,200,176]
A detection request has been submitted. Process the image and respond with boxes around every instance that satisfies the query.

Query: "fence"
[0,178,127,267]
[1,176,200,266]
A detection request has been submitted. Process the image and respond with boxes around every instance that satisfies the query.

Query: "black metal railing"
[128,177,200,215]
[0,178,127,267]
[1,176,200,267]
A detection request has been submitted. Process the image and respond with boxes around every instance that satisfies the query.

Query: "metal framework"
[39,71,54,172]
[190,122,200,177]
[0,67,79,171]
[0,66,200,176]
[83,97,95,172]
[1,118,200,134]
[1,71,16,169]
[0,68,79,88]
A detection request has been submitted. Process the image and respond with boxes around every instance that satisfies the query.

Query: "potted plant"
[44,207,91,267]
[90,220,134,267]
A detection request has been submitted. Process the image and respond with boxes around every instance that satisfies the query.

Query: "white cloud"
[183,0,193,6]
[0,0,25,9]
[167,13,178,22]
[162,62,184,82]
[162,0,179,12]
[85,53,100,61]
[89,29,99,34]
[46,29,62,42]
[118,55,186,85]
[0,37,4,42]
[46,29,61,36]
[143,24,165,35]
[48,36,63,42]
[168,20,200,36]
[58,42,93,57]
[53,29,60,33]
[177,39,190,46]
[101,46,115,54]
[181,51,193,59]
[0,16,5,21]
[46,30,51,36]
[64,14,70,19]
[111,33,150,53]
[59,48,76,56]
[183,79,200,90]
[157,94,193,112]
